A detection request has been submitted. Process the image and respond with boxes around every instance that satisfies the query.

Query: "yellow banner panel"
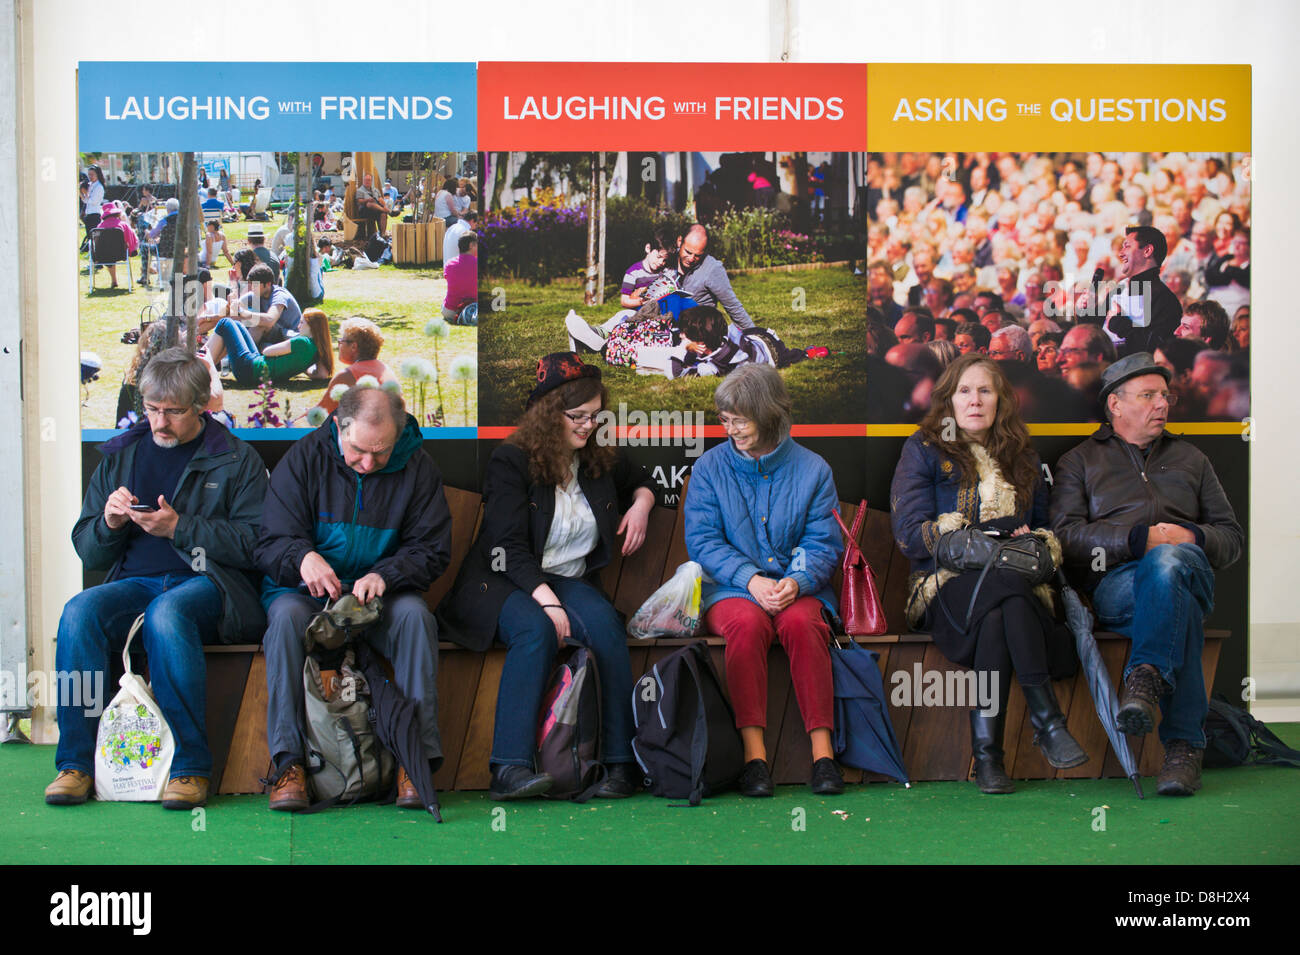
[868,64,1250,152]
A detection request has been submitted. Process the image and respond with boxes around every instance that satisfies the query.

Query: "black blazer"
[439,443,654,651]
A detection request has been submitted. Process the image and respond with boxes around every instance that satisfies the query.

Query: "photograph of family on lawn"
[477,151,868,424]
[78,150,479,433]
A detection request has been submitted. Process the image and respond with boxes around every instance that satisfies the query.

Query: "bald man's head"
[679,225,710,271]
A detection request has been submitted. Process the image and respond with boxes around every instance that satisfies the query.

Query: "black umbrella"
[1057,571,1144,799]
[354,643,443,821]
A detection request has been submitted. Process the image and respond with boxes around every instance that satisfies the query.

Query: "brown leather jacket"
[1049,424,1243,593]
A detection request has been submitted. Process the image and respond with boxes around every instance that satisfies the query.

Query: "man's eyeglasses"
[563,412,599,425]
[143,404,193,420]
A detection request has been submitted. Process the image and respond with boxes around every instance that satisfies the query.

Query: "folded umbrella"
[830,637,910,786]
[354,642,443,821]
[1057,571,1144,799]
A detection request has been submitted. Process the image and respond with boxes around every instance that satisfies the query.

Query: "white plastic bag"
[628,561,703,640]
[94,615,175,801]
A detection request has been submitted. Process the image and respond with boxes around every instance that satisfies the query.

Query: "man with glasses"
[46,349,269,810]
[1050,354,1243,796]
[257,385,451,812]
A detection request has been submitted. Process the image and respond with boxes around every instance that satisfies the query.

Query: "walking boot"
[1117,663,1168,737]
[969,709,1015,794]
[1157,739,1204,796]
[1022,682,1089,769]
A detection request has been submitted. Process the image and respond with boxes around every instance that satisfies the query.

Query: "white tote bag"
[93,615,175,801]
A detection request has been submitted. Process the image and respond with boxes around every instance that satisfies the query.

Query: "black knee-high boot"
[1022,682,1089,769]
[969,663,1014,794]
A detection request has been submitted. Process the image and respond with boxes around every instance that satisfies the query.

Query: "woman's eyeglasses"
[563,412,599,425]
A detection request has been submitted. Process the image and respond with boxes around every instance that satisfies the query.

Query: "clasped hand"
[747,575,799,615]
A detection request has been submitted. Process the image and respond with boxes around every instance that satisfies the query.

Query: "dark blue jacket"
[73,415,268,643]
[255,412,452,609]
[889,432,1050,581]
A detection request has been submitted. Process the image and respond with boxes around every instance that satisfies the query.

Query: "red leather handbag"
[832,502,887,636]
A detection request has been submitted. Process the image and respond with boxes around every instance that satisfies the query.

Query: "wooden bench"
[205,490,1225,793]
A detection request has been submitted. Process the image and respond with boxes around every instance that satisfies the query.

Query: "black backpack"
[1204,694,1300,769]
[631,641,744,805]
[536,644,604,802]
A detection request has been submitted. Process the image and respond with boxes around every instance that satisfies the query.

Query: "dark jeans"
[55,574,222,779]
[1092,544,1216,747]
[492,578,635,767]
[263,591,441,770]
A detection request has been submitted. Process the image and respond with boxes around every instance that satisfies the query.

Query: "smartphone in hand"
[129,503,158,512]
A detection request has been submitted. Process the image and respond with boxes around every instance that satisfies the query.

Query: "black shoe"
[969,709,1015,794]
[489,764,553,801]
[738,758,774,798]
[1022,683,1089,769]
[594,762,642,799]
[809,757,845,795]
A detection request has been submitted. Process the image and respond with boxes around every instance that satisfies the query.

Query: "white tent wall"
[12,1,1300,743]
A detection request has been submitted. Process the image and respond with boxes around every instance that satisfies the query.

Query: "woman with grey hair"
[683,364,845,797]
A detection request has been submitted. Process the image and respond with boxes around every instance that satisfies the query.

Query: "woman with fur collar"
[890,354,1086,794]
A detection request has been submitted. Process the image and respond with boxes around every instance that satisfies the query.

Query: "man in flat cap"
[1049,353,1243,795]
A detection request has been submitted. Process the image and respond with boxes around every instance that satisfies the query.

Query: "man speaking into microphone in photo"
[1101,225,1183,358]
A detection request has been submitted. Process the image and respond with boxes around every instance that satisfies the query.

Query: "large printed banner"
[867,64,1250,151]
[478,62,867,150]
[77,62,479,441]
[79,62,477,151]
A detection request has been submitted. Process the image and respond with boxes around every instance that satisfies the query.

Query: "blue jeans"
[55,574,222,778]
[1091,544,1215,747]
[492,578,635,767]
[212,317,264,387]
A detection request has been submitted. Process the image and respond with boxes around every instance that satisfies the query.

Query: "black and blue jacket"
[256,412,452,609]
[74,415,269,643]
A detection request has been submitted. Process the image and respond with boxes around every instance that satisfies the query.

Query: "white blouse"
[540,458,599,579]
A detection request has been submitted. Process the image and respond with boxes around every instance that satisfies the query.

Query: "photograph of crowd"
[78,150,479,432]
[866,151,1250,423]
[477,151,868,424]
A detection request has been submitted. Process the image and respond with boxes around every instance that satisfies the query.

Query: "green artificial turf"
[5,726,1298,865]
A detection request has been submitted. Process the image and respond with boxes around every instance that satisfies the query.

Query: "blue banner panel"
[78,61,476,150]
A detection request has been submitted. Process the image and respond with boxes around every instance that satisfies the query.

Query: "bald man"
[676,225,754,329]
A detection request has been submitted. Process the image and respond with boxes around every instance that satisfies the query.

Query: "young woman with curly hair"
[890,353,1086,794]
[440,353,656,800]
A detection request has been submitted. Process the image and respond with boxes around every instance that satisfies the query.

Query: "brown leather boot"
[395,767,422,809]
[268,763,309,812]
[1117,663,1168,736]
[45,769,92,806]
[162,775,210,810]
[1157,739,1204,796]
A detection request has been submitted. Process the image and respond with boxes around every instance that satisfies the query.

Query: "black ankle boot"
[1022,682,1089,769]
[969,709,1015,794]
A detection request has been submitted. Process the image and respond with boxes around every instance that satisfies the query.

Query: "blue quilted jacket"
[684,437,842,615]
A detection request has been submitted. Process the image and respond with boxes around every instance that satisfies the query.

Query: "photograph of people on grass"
[78,149,479,432]
[477,151,867,425]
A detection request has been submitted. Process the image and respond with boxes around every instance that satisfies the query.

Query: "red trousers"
[704,596,833,733]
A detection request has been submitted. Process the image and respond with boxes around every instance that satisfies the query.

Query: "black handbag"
[932,529,1055,634]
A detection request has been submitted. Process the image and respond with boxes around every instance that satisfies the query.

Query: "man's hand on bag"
[351,572,386,605]
[301,551,342,600]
